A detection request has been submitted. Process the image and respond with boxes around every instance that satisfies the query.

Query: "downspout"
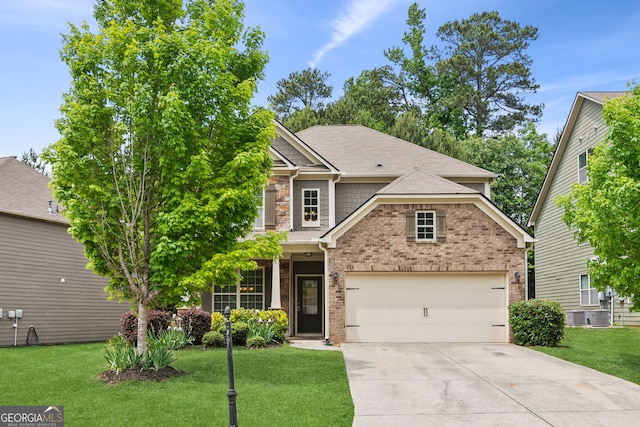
[289,167,300,231]
[319,242,330,341]
[328,172,342,228]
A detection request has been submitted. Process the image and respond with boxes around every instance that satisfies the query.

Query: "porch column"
[269,257,282,309]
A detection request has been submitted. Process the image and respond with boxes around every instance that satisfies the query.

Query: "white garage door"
[345,272,508,343]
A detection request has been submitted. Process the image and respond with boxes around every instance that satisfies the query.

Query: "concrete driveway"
[341,343,640,426]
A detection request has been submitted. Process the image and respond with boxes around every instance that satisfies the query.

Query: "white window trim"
[415,210,436,242]
[578,147,593,184]
[302,188,320,227]
[579,274,598,307]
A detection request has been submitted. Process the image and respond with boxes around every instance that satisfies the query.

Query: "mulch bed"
[99,366,185,384]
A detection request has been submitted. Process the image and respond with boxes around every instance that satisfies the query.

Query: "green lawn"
[0,343,353,427]
[534,326,640,385]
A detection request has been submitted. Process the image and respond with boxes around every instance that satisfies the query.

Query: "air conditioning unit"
[585,309,609,327]
[566,310,585,326]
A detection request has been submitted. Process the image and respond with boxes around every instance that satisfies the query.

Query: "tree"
[461,122,554,228]
[434,11,542,136]
[20,148,49,177]
[44,0,284,356]
[557,85,640,311]
[267,68,332,120]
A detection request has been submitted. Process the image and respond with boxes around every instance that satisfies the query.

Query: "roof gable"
[528,91,625,226]
[378,169,478,195]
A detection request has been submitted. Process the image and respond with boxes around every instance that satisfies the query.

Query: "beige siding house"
[529,92,640,326]
[203,122,533,343]
[0,157,128,346]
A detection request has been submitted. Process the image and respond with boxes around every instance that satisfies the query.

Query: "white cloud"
[308,0,399,68]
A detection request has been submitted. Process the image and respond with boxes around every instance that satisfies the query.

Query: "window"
[416,211,436,241]
[213,268,265,312]
[580,274,598,306]
[578,147,594,184]
[302,189,319,227]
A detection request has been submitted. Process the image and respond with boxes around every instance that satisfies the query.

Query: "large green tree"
[267,67,333,121]
[44,0,283,356]
[434,11,542,136]
[557,85,640,310]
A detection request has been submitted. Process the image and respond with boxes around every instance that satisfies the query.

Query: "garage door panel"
[345,273,507,343]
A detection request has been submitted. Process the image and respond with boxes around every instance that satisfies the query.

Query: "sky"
[1,0,639,158]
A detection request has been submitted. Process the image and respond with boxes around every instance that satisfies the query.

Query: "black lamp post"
[224,306,238,427]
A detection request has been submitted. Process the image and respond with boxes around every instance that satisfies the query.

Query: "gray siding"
[0,215,129,346]
[534,99,640,325]
[292,180,329,230]
[272,136,313,166]
[335,183,387,223]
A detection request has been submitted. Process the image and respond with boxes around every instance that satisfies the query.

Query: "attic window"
[406,209,446,242]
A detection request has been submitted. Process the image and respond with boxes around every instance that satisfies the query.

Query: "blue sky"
[1,0,639,158]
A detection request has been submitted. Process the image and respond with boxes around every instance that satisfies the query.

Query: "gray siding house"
[203,122,534,343]
[529,92,640,326]
[0,157,128,346]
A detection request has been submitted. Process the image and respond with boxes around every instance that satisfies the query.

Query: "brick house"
[202,122,533,343]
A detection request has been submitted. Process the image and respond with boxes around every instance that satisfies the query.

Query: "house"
[201,122,534,343]
[528,91,640,326]
[0,157,128,347]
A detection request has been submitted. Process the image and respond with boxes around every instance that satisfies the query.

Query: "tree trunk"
[137,302,148,358]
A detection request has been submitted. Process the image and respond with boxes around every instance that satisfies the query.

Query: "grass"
[0,342,354,427]
[533,326,640,385]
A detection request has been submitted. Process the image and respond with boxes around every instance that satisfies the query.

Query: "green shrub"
[210,311,225,332]
[145,331,177,371]
[104,335,142,373]
[202,331,226,348]
[509,300,565,346]
[246,335,266,349]
[179,309,211,345]
[230,308,257,323]
[219,321,249,346]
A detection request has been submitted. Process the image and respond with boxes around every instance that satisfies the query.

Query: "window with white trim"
[213,268,265,312]
[578,147,594,184]
[580,274,598,306]
[302,189,320,227]
[416,211,436,241]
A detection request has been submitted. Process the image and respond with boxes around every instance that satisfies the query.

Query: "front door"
[297,276,323,334]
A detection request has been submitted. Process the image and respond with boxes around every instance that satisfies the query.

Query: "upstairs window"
[578,147,594,184]
[416,211,436,241]
[302,189,320,227]
[406,209,446,242]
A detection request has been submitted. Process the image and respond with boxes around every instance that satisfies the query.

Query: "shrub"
[246,335,266,349]
[202,331,225,348]
[219,321,249,346]
[210,311,225,332]
[119,310,172,341]
[104,335,142,373]
[258,310,288,342]
[144,332,176,371]
[179,309,211,345]
[230,308,257,323]
[509,300,565,346]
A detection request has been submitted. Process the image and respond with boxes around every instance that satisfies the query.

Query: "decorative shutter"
[436,210,446,241]
[265,185,276,228]
[406,209,415,242]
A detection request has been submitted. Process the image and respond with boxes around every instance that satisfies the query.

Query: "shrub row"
[120,309,211,344]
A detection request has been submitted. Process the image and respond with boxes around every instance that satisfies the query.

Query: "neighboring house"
[202,122,534,343]
[529,92,640,326]
[0,157,128,347]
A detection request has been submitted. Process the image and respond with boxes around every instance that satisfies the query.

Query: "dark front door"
[297,276,323,334]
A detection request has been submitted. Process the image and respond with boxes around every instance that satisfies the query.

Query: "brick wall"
[326,203,526,343]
